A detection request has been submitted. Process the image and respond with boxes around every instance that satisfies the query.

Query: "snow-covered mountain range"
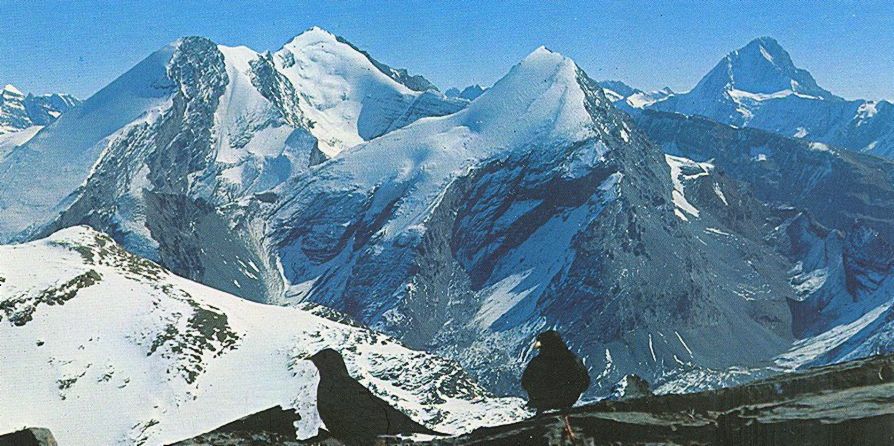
[445,84,486,101]
[265,45,803,395]
[3,26,894,442]
[604,37,894,158]
[0,84,80,135]
[0,227,526,445]
[0,28,464,270]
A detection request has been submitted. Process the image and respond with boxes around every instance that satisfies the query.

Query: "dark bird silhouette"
[308,348,444,446]
[521,330,590,414]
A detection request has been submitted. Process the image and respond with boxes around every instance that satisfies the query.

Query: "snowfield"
[0,226,527,445]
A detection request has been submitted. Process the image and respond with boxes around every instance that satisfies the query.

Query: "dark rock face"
[637,110,894,364]
[0,428,57,446]
[168,406,300,445]
[400,353,894,445]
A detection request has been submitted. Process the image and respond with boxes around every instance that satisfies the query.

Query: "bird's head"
[307,348,350,376]
[533,330,568,352]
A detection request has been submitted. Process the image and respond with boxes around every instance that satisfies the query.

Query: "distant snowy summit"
[0,84,80,134]
[604,37,894,158]
[445,84,486,101]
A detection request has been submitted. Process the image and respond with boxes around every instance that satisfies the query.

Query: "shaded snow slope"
[637,110,894,375]
[0,227,527,446]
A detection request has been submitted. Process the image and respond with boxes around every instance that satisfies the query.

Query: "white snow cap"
[2,84,23,95]
[285,25,340,45]
[463,44,594,146]
[272,25,418,156]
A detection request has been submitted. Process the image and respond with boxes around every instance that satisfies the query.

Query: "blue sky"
[2,0,892,100]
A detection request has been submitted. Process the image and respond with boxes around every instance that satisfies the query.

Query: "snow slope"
[273,27,464,157]
[0,227,527,445]
[0,125,42,159]
[0,44,176,241]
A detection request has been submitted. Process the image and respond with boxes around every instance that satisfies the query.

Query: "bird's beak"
[533,340,542,350]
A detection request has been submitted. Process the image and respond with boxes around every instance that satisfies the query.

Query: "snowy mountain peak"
[0,84,80,136]
[526,45,560,61]
[461,45,601,145]
[744,36,786,62]
[704,36,834,99]
[284,25,340,48]
[508,46,578,89]
[273,27,462,156]
[648,36,842,128]
[2,84,23,96]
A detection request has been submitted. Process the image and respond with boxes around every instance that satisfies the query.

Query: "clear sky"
[2,0,892,101]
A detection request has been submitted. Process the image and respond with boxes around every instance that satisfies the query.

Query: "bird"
[307,348,444,446]
[521,330,590,414]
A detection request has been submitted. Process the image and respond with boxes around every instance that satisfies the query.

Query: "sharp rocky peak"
[696,36,835,99]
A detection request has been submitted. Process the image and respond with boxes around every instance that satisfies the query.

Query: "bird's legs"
[562,415,576,442]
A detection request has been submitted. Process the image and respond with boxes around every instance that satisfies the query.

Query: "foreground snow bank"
[0,226,527,445]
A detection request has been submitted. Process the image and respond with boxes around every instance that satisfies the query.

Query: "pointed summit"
[284,26,340,47]
[462,46,602,146]
[697,36,834,99]
[649,36,840,126]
